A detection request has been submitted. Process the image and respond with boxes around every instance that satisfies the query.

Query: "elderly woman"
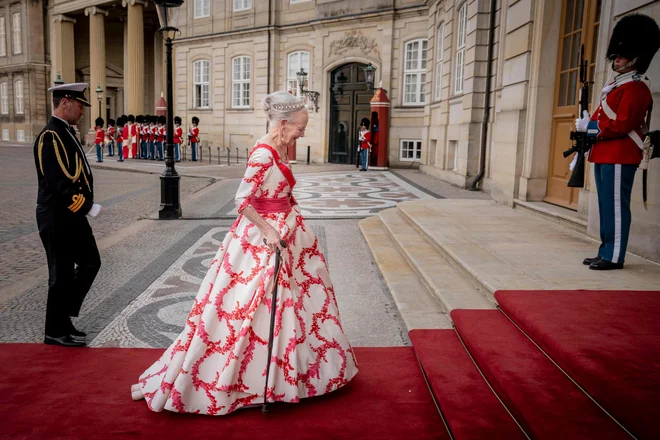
[131,91,358,415]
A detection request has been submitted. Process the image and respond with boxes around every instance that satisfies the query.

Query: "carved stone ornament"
[329,30,379,58]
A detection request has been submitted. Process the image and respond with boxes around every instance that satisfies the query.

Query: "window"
[0,18,6,57]
[290,0,311,3]
[2,129,8,140]
[16,129,24,141]
[233,0,252,11]
[14,79,23,114]
[400,140,422,161]
[435,23,444,100]
[0,82,7,114]
[232,56,250,108]
[193,60,210,108]
[194,0,210,18]
[403,39,428,105]
[12,12,20,55]
[455,3,467,94]
[287,51,310,97]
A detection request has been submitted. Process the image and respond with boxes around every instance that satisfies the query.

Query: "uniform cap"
[606,14,660,74]
[158,115,166,125]
[48,83,92,107]
[136,115,144,124]
[192,116,199,124]
[127,114,135,123]
[108,118,115,126]
[95,117,104,127]
[174,116,182,124]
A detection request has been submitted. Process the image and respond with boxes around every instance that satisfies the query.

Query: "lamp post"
[296,67,320,112]
[95,83,103,119]
[54,72,64,86]
[154,0,183,220]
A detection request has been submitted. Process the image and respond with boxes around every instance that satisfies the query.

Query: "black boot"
[589,259,624,270]
[583,256,602,266]
[44,334,87,347]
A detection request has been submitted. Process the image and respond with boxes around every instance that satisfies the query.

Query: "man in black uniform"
[34,83,103,347]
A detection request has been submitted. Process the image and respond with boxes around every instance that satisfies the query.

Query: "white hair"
[262,91,306,125]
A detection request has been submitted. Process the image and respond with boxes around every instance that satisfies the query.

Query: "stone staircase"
[359,199,660,329]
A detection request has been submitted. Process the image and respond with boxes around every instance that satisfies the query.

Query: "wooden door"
[545,0,602,209]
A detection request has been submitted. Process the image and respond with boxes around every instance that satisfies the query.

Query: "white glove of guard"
[87,203,103,218]
[575,110,590,133]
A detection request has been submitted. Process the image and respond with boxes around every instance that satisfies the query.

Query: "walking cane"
[261,238,287,413]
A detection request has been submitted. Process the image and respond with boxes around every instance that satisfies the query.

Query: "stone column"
[123,0,147,115]
[53,15,76,84]
[85,7,108,124]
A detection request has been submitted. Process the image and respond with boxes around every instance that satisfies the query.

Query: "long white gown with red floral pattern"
[132,144,358,415]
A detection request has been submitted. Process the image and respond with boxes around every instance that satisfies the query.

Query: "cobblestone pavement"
[0,146,214,290]
[1,144,486,349]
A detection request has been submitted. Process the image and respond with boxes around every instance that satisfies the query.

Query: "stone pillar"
[85,7,108,124]
[123,0,146,115]
[53,15,76,84]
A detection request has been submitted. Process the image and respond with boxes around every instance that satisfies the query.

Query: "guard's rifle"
[563,44,594,188]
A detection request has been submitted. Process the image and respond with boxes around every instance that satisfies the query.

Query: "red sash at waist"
[250,196,292,214]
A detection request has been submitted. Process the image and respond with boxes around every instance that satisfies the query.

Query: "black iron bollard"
[307,145,311,165]
[235,148,239,164]
[227,147,230,166]
[217,147,221,164]
[245,148,248,163]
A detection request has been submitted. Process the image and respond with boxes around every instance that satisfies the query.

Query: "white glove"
[87,204,102,218]
[601,83,615,97]
[575,110,590,133]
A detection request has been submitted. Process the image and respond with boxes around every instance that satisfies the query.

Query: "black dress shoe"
[583,256,602,266]
[589,259,624,270]
[66,319,87,338]
[44,334,87,347]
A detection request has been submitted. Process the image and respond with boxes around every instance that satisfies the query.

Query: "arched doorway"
[328,63,374,164]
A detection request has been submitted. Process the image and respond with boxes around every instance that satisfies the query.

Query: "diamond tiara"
[272,100,306,111]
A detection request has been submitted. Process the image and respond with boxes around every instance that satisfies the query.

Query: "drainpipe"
[470,0,497,191]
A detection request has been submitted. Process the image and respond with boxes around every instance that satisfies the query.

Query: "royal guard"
[157,115,166,161]
[94,117,105,163]
[577,14,660,270]
[140,115,150,160]
[106,118,116,157]
[127,114,137,159]
[149,116,158,160]
[120,114,130,159]
[116,116,125,162]
[174,116,183,162]
[135,115,143,159]
[189,116,200,161]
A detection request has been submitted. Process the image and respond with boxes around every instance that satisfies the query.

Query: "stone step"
[513,199,587,235]
[396,199,660,296]
[378,208,494,313]
[358,216,451,330]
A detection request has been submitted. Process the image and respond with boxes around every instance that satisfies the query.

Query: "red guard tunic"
[174,126,182,144]
[116,127,123,144]
[190,126,199,143]
[588,72,652,165]
[360,131,371,150]
[157,126,164,143]
[122,125,130,158]
[130,124,138,157]
[95,128,104,145]
[149,126,156,143]
[107,126,116,141]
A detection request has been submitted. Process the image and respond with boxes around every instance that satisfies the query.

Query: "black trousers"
[37,209,101,337]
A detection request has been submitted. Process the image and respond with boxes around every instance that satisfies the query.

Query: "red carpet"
[409,329,525,440]
[496,290,660,440]
[0,345,447,440]
[451,309,629,439]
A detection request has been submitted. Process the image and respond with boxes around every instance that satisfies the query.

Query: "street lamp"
[154,0,183,220]
[54,72,64,86]
[296,67,320,112]
[95,83,103,119]
[364,63,375,91]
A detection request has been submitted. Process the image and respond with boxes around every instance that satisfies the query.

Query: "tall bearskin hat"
[127,114,135,123]
[152,115,159,124]
[95,117,104,128]
[174,116,182,125]
[108,118,115,126]
[606,14,660,74]
[158,115,166,125]
[116,116,124,127]
[192,116,199,125]
[136,115,144,124]
[360,117,370,129]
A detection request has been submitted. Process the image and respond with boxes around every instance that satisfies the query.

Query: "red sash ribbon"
[251,143,296,190]
[249,196,292,214]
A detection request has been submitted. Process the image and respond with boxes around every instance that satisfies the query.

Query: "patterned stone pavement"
[218,171,436,218]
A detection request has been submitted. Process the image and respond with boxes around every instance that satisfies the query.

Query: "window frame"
[435,23,445,101]
[454,2,468,94]
[2,128,8,140]
[14,78,23,114]
[0,81,7,114]
[400,139,422,162]
[0,17,6,57]
[193,0,210,18]
[233,0,252,11]
[403,38,428,106]
[287,51,310,99]
[11,12,21,55]
[193,60,210,109]
[16,129,24,141]
[231,56,251,109]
